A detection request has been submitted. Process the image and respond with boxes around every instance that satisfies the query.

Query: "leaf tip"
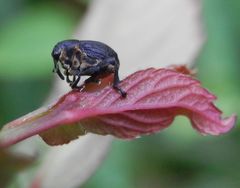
[221,114,237,133]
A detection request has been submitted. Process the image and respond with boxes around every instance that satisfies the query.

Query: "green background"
[0,0,239,187]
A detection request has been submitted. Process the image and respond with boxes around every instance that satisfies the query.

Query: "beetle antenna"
[56,68,65,80]
[53,59,65,80]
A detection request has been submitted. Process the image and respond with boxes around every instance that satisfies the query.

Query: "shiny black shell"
[53,40,119,63]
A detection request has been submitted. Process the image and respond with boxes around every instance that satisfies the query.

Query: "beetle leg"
[56,68,65,80]
[65,70,72,83]
[53,59,65,80]
[70,75,81,88]
[72,75,76,82]
[104,58,127,97]
[112,68,127,97]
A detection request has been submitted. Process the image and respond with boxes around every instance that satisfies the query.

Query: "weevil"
[51,40,127,97]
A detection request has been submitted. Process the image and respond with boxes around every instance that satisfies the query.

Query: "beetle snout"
[52,51,60,61]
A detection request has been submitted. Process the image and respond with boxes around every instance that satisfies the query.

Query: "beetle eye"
[73,60,80,67]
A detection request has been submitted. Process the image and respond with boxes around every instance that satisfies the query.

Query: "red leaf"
[168,64,197,76]
[0,68,237,147]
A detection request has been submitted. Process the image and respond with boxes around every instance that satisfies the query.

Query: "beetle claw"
[113,85,127,98]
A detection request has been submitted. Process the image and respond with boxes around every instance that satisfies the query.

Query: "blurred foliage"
[0,0,86,186]
[0,0,240,188]
[0,0,83,126]
[198,0,240,114]
[0,0,85,79]
[0,149,34,188]
[0,5,75,78]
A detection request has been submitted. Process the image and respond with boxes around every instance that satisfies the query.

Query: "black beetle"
[51,40,126,97]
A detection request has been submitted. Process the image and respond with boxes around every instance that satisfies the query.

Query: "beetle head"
[51,44,62,67]
[51,43,65,80]
[52,40,83,80]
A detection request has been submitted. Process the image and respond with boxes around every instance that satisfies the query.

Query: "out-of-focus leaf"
[76,0,204,75]
[0,0,23,25]
[0,4,77,79]
[200,0,240,91]
[0,68,236,147]
[30,135,112,188]
[0,79,51,127]
[0,149,34,187]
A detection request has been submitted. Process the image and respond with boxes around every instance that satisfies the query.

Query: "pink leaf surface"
[0,68,237,147]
